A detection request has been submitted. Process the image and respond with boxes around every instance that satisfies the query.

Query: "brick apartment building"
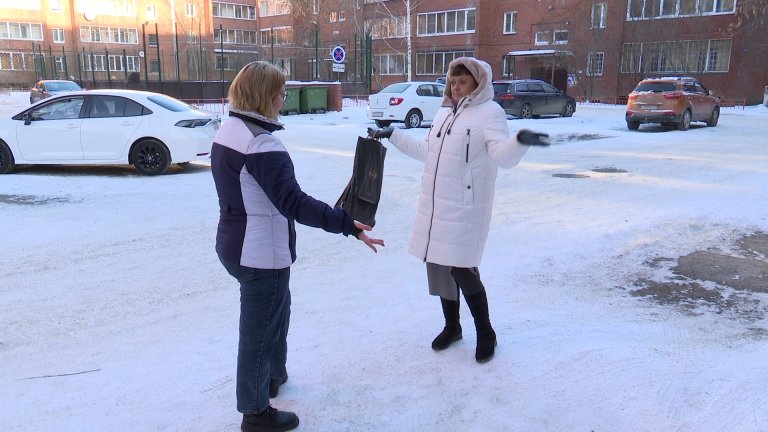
[0,0,765,104]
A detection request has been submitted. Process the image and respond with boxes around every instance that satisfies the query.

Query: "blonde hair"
[228,61,286,119]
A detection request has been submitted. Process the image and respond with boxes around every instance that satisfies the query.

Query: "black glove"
[367,127,394,140]
[517,129,550,146]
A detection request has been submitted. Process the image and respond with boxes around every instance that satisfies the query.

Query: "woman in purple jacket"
[211,61,383,432]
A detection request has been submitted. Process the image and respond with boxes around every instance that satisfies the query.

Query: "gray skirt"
[427,262,459,300]
[426,263,484,301]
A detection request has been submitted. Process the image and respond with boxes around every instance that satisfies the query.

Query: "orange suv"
[625,77,720,131]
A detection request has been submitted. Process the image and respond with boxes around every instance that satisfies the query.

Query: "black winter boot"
[431,298,462,350]
[465,291,497,363]
[242,406,299,432]
[269,375,288,398]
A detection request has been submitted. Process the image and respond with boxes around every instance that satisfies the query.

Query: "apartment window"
[91,0,136,17]
[216,54,237,70]
[553,30,569,45]
[416,51,473,75]
[80,26,138,44]
[109,55,124,72]
[366,16,406,39]
[502,56,514,77]
[587,52,604,76]
[126,56,140,72]
[313,0,318,14]
[627,0,735,19]
[146,5,156,20]
[329,11,337,22]
[0,22,44,41]
[104,55,139,72]
[620,39,731,74]
[707,38,731,72]
[52,28,65,43]
[259,0,289,16]
[149,59,160,73]
[259,27,292,45]
[503,12,517,34]
[50,0,62,11]
[534,31,550,45]
[591,3,607,28]
[339,11,345,21]
[148,33,158,47]
[82,54,106,71]
[214,28,257,45]
[213,2,256,19]
[374,53,405,75]
[417,8,475,36]
[185,3,195,17]
[0,52,33,70]
[54,56,65,72]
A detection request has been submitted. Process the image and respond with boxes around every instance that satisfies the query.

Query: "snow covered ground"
[1,90,768,431]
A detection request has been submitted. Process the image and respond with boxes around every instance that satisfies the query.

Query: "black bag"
[335,136,387,227]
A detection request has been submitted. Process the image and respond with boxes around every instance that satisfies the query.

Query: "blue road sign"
[332,46,345,63]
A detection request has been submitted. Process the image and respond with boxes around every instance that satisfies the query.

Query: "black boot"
[431,297,462,350]
[242,406,299,432]
[269,375,288,398]
[465,291,497,363]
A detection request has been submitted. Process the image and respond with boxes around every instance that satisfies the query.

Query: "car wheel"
[405,109,422,128]
[562,102,575,117]
[374,120,392,128]
[131,139,171,175]
[520,104,533,119]
[677,109,691,131]
[0,140,16,174]
[706,107,720,127]
[627,121,640,131]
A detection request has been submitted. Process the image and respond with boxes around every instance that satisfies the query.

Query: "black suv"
[492,79,576,119]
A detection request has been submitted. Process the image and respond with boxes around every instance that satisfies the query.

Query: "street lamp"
[313,21,319,80]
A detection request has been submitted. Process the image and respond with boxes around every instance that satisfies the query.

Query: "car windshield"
[379,83,410,94]
[634,82,677,93]
[47,82,82,92]
[146,94,194,112]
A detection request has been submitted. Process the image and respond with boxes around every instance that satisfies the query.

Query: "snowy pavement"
[1,91,768,431]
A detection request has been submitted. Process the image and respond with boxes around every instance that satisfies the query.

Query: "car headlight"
[175,119,212,128]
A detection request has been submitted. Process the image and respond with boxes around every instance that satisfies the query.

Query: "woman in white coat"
[369,57,549,363]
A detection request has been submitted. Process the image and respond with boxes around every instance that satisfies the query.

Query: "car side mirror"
[708,90,714,95]
[23,113,31,125]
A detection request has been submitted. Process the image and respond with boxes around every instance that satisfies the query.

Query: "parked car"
[436,77,446,85]
[0,89,220,175]
[625,76,720,131]
[29,80,83,104]
[492,79,576,119]
[366,81,445,128]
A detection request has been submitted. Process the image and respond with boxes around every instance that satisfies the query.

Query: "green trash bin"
[300,86,328,114]
[280,87,301,115]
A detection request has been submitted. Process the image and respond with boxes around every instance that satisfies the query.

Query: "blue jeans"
[219,256,291,414]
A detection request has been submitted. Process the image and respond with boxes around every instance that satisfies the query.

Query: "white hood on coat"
[442,57,495,107]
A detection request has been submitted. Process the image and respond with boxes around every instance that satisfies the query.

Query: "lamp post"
[170,0,179,81]
[314,21,319,80]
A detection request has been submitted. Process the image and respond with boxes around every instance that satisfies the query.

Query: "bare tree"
[368,0,426,81]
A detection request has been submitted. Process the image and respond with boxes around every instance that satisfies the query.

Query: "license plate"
[639,104,657,110]
[371,111,383,118]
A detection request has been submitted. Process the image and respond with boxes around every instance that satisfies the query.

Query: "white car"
[0,89,220,175]
[366,81,445,128]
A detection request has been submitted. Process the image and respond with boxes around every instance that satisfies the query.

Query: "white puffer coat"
[389,57,529,267]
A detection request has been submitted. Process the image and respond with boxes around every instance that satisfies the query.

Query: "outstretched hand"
[367,127,394,140]
[354,220,385,253]
[517,129,551,146]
